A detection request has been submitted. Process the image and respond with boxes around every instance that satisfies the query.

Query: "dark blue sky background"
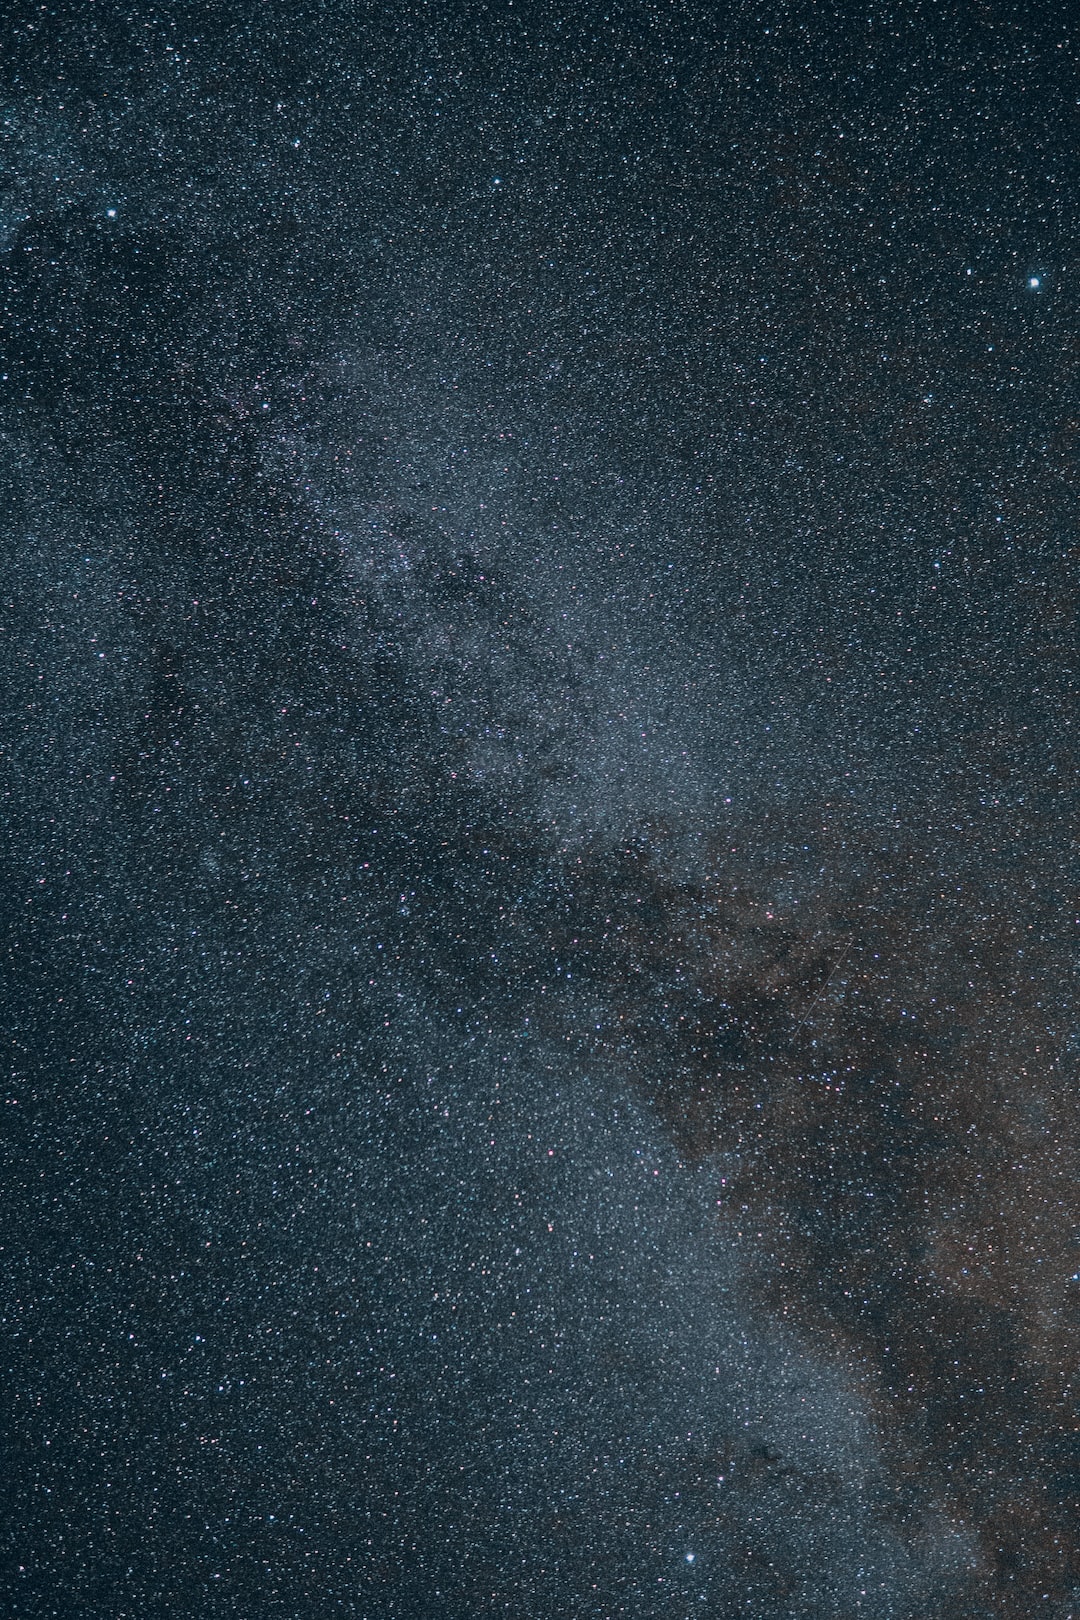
[2,3,1077,1616]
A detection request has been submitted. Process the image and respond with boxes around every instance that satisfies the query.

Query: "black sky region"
[2,2,1078,1617]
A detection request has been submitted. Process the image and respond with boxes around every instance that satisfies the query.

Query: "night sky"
[2,3,1078,1616]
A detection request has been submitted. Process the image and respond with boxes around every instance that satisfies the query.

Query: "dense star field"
[2,3,1077,1616]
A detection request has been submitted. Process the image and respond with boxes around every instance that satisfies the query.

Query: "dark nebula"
[2,3,1077,1617]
